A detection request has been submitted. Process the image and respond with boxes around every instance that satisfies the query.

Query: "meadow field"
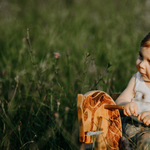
[0,0,150,149]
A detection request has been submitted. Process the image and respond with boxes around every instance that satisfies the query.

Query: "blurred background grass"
[0,0,150,149]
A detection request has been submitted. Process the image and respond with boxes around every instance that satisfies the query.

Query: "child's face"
[136,47,150,82]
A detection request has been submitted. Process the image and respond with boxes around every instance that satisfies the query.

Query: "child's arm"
[116,75,138,116]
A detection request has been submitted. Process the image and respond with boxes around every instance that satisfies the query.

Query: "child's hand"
[138,111,150,126]
[123,102,138,116]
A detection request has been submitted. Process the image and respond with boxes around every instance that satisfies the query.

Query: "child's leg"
[137,132,150,150]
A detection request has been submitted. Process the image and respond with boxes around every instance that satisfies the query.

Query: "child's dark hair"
[141,32,150,47]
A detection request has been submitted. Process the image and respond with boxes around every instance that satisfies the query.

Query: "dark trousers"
[122,117,150,150]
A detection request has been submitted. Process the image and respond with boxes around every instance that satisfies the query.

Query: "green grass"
[0,0,150,149]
